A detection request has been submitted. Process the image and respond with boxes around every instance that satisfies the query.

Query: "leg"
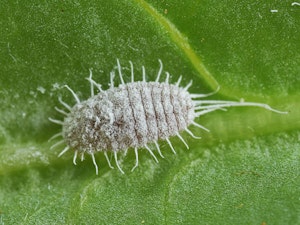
[191,121,210,132]
[184,80,193,91]
[73,150,78,165]
[104,151,114,169]
[175,76,182,86]
[88,69,94,96]
[129,61,134,83]
[131,147,139,172]
[50,139,65,150]
[142,65,146,82]
[154,141,164,158]
[155,59,163,82]
[110,71,115,88]
[176,133,189,149]
[166,138,176,154]
[48,132,63,142]
[91,153,99,175]
[185,128,201,139]
[190,86,220,98]
[64,85,80,104]
[165,72,170,83]
[58,146,70,157]
[116,59,125,85]
[114,151,125,174]
[48,118,64,126]
[144,144,158,163]
[58,96,72,111]
[80,152,85,161]
[85,76,103,93]
[55,107,68,116]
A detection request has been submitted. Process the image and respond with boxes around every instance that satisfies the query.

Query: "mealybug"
[49,60,286,174]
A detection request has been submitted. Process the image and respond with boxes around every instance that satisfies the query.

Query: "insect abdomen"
[144,82,192,140]
[107,81,194,150]
[63,81,194,153]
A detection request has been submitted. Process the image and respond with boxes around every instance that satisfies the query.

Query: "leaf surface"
[0,1,299,224]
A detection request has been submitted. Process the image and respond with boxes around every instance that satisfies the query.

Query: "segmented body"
[63,82,194,153]
[49,59,286,175]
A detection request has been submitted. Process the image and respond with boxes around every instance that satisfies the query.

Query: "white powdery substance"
[62,81,194,154]
[49,60,286,174]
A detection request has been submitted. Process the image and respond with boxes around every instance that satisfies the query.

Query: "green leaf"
[0,0,299,224]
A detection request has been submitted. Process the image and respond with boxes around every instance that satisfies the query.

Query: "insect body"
[49,60,286,174]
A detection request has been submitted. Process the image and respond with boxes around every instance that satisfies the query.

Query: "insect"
[49,59,286,174]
